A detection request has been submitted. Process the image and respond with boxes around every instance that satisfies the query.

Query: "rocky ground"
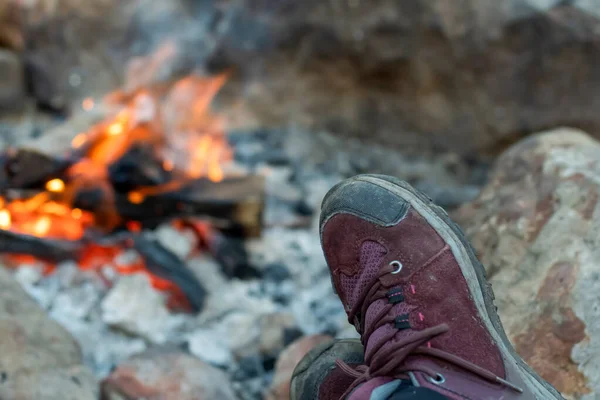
[3,1,600,399]
[0,118,486,400]
[10,0,600,155]
[3,124,600,400]
[2,124,600,399]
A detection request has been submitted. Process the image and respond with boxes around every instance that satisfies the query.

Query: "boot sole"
[290,339,364,400]
[319,174,564,400]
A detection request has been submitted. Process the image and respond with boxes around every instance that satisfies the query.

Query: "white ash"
[153,224,198,259]
[4,127,488,400]
[187,255,228,293]
[100,274,188,344]
[187,328,233,366]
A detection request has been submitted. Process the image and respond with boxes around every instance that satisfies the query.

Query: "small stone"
[100,274,174,344]
[13,264,43,286]
[102,350,238,400]
[50,282,100,320]
[265,335,333,400]
[154,224,197,260]
[294,199,314,217]
[187,328,233,367]
[263,263,291,282]
[187,255,228,294]
[54,261,80,288]
[259,312,298,357]
[226,313,262,358]
[199,280,277,323]
[233,355,264,380]
[113,250,141,266]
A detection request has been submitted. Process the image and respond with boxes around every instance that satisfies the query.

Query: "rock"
[154,224,197,260]
[21,0,124,110]
[187,255,228,294]
[454,127,600,399]
[0,1,23,51]
[0,266,99,398]
[22,0,600,154]
[187,328,233,367]
[211,1,600,155]
[0,50,24,111]
[258,312,298,358]
[263,263,291,283]
[0,366,99,400]
[102,349,238,400]
[198,279,277,322]
[101,274,178,344]
[265,335,333,400]
[19,0,213,111]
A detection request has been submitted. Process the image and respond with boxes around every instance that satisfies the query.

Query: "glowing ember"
[0,210,11,230]
[71,208,83,219]
[72,133,87,148]
[128,191,144,205]
[46,178,65,193]
[107,122,124,136]
[33,216,51,236]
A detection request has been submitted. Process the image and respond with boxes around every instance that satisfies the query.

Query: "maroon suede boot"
[316,175,564,400]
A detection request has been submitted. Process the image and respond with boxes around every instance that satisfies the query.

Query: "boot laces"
[336,262,524,399]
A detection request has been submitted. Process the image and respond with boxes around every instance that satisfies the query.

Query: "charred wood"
[0,148,74,190]
[0,229,81,262]
[132,235,206,313]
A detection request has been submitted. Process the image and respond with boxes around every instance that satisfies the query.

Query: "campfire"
[0,73,265,312]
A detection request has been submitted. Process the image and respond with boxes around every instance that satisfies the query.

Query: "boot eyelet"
[427,373,445,385]
[390,261,403,274]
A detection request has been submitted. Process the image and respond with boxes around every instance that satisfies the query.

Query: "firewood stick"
[132,235,206,312]
[4,175,265,238]
[0,230,82,262]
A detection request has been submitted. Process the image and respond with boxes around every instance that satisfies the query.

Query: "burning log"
[185,220,259,279]
[63,175,265,237]
[0,149,75,190]
[132,235,206,312]
[112,175,265,237]
[108,143,173,191]
[0,229,81,262]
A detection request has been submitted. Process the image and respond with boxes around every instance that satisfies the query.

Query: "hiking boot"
[317,174,564,399]
[290,339,364,400]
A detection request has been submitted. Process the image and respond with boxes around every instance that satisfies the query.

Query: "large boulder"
[210,0,600,154]
[0,266,98,399]
[0,1,22,51]
[19,0,600,155]
[0,50,24,111]
[454,128,600,399]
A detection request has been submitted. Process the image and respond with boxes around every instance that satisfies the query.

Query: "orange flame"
[0,71,231,308]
